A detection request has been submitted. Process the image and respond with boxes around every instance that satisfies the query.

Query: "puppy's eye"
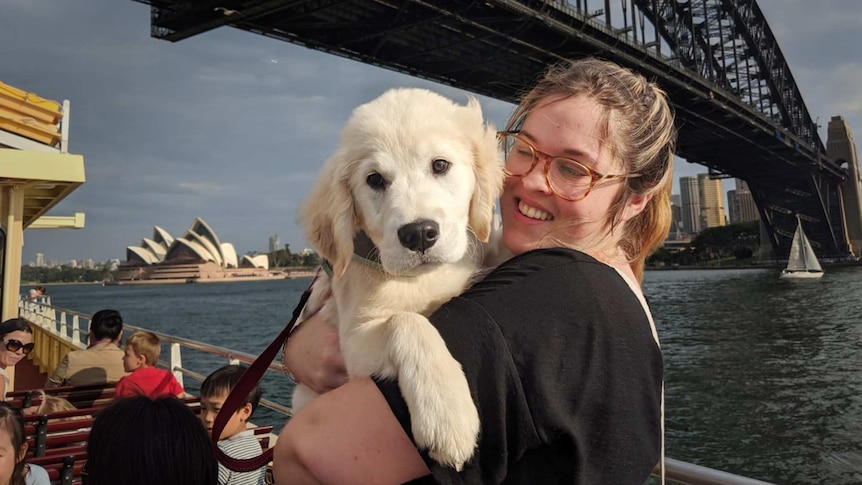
[366,172,386,190]
[432,159,450,174]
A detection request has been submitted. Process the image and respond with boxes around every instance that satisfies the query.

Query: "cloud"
[177,182,227,196]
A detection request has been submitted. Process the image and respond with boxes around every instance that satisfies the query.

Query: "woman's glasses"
[498,131,640,201]
[4,338,35,355]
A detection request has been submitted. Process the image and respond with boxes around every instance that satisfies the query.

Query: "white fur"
[295,88,504,470]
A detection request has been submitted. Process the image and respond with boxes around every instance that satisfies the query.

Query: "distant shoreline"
[23,269,319,287]
[648,261,862,271]
[646,265,775,271]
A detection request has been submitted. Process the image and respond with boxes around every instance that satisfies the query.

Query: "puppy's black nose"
[398,219,439,253]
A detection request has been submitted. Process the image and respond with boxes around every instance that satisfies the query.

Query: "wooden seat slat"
[25,418,95,436]
[8,382,117,399]
[29,444,87,459]
[29,450,87,466]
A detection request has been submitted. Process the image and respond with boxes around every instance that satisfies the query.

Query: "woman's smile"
[515,198,553,222]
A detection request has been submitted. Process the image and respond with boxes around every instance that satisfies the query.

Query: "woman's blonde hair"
[36,391,90,422]
[505,57,676,282]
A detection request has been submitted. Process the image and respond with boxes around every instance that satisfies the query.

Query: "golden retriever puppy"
[295,87,503,469]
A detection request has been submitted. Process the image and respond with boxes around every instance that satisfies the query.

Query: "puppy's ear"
[466,99,505,242]
[300,155,357,277]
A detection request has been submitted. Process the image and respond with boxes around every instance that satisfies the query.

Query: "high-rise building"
[727,178,760,224]
[35,252,44,267]
[679,176,701,234]
[669,194,683,238]
[698,173,726,229]
[268,234,281,253]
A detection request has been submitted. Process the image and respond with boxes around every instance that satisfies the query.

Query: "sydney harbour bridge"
[133,0,859,259]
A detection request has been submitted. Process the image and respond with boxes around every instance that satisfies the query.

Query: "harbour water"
[34,266,862,484]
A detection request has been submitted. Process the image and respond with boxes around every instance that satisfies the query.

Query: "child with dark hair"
[116,331,184,398]
[199,365,265,485]
[85,396,217,485]
[0,402,49,485]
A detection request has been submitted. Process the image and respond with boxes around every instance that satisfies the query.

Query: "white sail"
[801,227,823,271]
[781,216,824,278]
[786,225,806,271]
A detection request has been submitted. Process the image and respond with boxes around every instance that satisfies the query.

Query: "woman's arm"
[273,376,429,484]
[283,310,348,395]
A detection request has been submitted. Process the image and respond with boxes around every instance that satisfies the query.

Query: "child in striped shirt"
[199,364,265,485]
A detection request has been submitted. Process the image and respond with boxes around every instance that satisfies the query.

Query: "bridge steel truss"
[134,0,852,258]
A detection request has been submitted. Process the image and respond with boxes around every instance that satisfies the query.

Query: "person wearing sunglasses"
[275,57,674,484]
[0,319,35,401]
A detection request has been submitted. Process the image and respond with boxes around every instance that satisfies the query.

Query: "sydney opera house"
[117,217,284,283]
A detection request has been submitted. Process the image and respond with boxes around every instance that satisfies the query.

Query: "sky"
[2,0,861,264]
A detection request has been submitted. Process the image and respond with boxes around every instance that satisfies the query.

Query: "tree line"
[25,229,757,283]
[22,265,117,284]
[648,220,761,267]
[267,245,320,268]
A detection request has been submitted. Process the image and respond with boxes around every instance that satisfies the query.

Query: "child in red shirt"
[116,331,184,398]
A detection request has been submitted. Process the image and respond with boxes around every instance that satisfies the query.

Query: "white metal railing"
[18,298,774,484]
[657,458,776,485]
[18,297,293,418]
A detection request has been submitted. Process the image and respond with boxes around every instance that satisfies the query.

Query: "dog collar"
[320,231,383,278]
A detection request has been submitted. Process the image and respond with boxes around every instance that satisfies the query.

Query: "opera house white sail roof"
[125,217,267,269]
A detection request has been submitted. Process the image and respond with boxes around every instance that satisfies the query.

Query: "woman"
[0,320,35,401]
[0,402,50,485]
[274,57,675,484]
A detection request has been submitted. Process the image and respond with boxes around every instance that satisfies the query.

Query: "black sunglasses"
[4,339,35,355]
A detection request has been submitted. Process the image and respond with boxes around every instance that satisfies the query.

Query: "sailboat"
[780,215,824,279]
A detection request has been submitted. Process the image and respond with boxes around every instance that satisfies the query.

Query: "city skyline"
[3,0,861,263]
[23,171,764,267]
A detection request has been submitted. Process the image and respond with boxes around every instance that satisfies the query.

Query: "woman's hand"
[283,310,348,395]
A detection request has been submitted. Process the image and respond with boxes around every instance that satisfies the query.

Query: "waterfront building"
[679,176,701,234]
[728,179,760,224]
[268,234,280,253]
[698,173,726,229]
[120,217,282,283]
[668,194,683,239]
[35,252,44,267]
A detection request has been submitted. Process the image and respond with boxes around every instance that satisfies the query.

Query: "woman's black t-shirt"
[375,248,663,484]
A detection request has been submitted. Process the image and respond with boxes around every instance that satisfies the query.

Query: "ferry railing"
[19,298,774,484]
[18,297,294,418]
[655,458,776,485]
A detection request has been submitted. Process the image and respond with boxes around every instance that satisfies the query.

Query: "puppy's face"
[349,131,477,274]
[301,88,503,277]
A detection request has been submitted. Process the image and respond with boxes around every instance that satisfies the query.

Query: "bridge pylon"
[828,116,862,257]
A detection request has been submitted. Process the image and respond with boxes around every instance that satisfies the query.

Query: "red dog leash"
[211,273,319,472]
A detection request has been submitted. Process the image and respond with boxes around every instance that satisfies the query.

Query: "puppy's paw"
[408,371,480,470]
[290,384,318,412]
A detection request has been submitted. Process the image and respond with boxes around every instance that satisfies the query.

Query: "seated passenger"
[85,396,217,485]
[115,332,184,399]
[0,402,50,485]
[45,309,127,388]
[0,319,35,401]
[25,391,91,422]
[199,365,265,485]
